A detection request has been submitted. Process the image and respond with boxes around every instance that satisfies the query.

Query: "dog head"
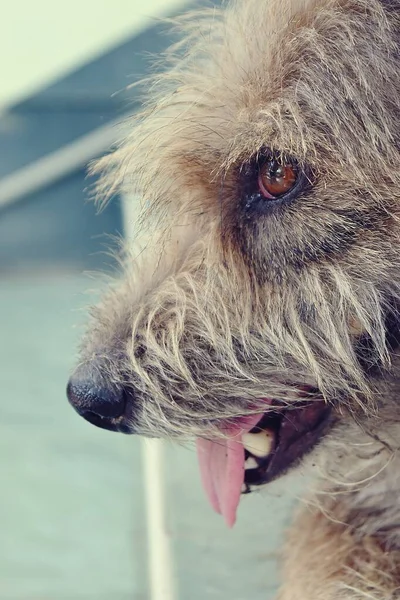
[67,0,400,525]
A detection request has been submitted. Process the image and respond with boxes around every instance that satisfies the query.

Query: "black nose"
[67,365,127,432]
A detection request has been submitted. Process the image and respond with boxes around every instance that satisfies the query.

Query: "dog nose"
[67,380,125,418]
[67,365,126,429]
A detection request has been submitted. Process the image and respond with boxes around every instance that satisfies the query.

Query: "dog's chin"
[241,400,333,492]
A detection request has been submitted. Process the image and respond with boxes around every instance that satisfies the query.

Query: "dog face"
[67,0,400,526]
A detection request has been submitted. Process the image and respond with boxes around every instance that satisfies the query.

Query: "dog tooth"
[245,456,258,470]
[242,430,274,458]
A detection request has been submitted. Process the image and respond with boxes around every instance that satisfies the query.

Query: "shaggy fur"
[71,0,400,597]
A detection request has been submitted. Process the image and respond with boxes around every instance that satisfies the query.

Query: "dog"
[67,0,400,597]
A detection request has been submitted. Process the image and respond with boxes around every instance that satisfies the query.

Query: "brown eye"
[258,159,298,199]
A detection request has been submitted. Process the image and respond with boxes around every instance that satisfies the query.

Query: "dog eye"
[238,150,309,216]
[258,158,298,199]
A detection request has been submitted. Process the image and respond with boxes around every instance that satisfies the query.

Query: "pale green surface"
[0,273,307,599]
[1,274,147,600]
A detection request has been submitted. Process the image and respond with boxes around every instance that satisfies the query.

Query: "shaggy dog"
[67,0,400,597]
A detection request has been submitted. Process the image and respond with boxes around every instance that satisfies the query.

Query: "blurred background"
[0,2,306,598]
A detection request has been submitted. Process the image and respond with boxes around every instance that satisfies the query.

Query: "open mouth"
[196,394,332,527]
[243,401,332,489]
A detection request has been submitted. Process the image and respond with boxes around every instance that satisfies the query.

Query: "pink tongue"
[196,413,263,528]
